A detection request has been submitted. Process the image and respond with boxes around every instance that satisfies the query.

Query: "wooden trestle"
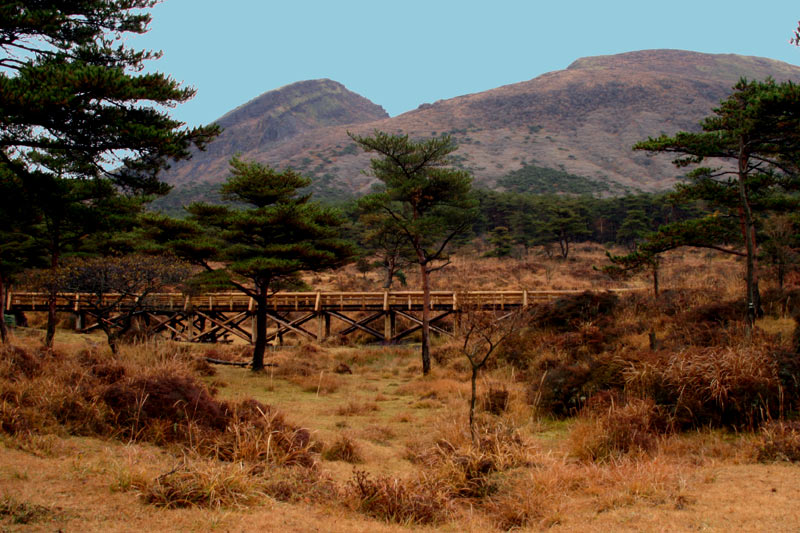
[4,290,615,345]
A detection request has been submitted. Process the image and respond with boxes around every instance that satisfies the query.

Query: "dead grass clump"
[530,290,619,330]
[260,466,338,503]
[0,495,57,525]
[288,372,343,395]
[683,300,744,325]
[756,420,800,462]
[0,341,319,468]
[335,400,379,416]
[529,353,627,417]
[431,342,460,365]
[395,378,465,401]
[215,399,316,467]
[333,362,352,374]
[139,460,261,509]
[360,424,396,444]
[626,345,786,429]
[0,344,43,381]
[407,418,536,499]
[103,373,229,441]
[322,435,364,463]
[569,398,670,462]
[484,475,549,530]
[481,386,509,415]
[191,357,216,376]
[347,469,450,525]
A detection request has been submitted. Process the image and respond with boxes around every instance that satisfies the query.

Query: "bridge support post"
[187,312,195,342]
[384,311,395,342]
[75,312,84,331]
[317,312,330,342]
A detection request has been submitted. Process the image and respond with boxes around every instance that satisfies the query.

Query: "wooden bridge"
[4,290,624,345]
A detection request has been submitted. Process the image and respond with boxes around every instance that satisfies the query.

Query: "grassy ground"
[3,248,800,531]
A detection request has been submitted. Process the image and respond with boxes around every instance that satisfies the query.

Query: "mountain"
[156,50,800,210]
[161,79,389,187]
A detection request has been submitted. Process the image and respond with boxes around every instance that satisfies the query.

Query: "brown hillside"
[158,50,800,208]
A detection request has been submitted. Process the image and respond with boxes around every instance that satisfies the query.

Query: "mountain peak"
[215,78,388,129]
[567,49,800,83]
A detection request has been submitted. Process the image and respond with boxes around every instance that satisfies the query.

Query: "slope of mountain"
[162,79,389,187]
[156,50,800,210]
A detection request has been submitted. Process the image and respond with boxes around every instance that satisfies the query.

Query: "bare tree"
[28,255,190,353]
[457,306,522,444]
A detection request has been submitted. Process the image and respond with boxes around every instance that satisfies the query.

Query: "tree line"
[3,2,800,372]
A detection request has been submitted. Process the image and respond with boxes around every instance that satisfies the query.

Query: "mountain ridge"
[156,49,800,209]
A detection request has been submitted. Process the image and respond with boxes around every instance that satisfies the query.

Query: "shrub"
[529,291,618,330]
[529,353,627,417]
[756,421,800,462]
[569,398,670,462]
[103,374,229,441]
[625,346,786,429]
[322,435,364,463]
[139,460,259,509]
[347,469,449,525]
[0,341,318,467]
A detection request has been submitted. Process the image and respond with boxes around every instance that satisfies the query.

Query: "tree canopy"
[0,0,220,345]
[144,156,352,370]
[351,131,476,374]
[620,78,800,325]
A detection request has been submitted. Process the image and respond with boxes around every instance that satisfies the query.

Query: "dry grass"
[757,421,800,462]
[139,459,262,509]
[335,400,379,416]
[568,398,670,461]
[3,248,800,530]
[323,435,365,463]
[0,495,58,525]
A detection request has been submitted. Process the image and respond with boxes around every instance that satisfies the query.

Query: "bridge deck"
[5,290,621,313]
[4,289,634,345]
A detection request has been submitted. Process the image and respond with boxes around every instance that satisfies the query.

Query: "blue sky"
[133,1,800,128]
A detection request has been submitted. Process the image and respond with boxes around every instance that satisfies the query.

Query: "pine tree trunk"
[738,144,757,334]
[652,261,660,299]
[252,285,268,371]
[44,248,59,348]
[420,261,431,375]
[0,272,8,344]
[560,238,569,259]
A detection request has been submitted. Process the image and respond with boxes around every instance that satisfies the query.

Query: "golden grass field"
[2,246,800,532]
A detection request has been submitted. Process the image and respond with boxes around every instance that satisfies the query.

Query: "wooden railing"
[5,289,635,313]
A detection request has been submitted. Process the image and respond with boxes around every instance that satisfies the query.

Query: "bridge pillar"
[75,312,84,331]
[317,312,330,342]
[384,311,395,342]
[187,312,195,341]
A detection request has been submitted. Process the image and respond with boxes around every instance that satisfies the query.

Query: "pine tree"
[632,78,800,327]
[144,157,352,371]
[0,1,220,345]
[351,131,476,375]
